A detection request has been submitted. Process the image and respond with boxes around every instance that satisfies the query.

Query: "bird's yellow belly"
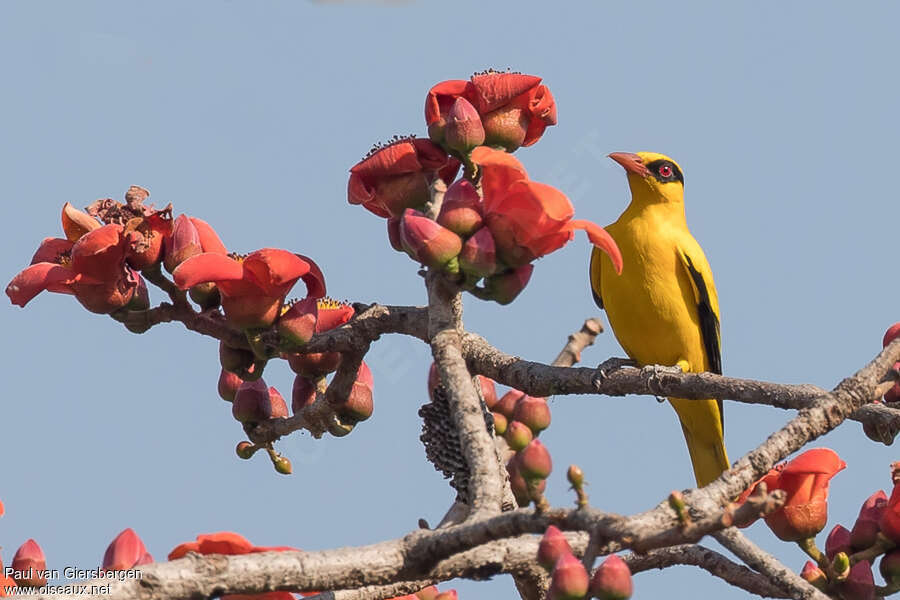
[600,228,707,372]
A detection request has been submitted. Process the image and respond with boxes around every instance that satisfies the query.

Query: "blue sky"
[2,2,899,598]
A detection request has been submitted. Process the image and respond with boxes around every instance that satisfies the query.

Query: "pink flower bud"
[387,217,404,252]
[850,490,887,551]
[513,395,551,435]
[837,560,875,600]
[277,297,318,346]
[548,553,589,600]
[590,554,633,600]
[164,214,202,273]
[826,524,852,560]
[218,369,243,402]
[438,181,483,237]
[333,361,374,424]
[884,323,900,348]
[518,439,552,481]
[507,456,542,507]
[800,561,828,591]
[504,420,533,451]
[102,528,149,571]
[459,227,497,278]
[444,97,485,154]
[400,209,462,269]
[537,525,572,571]
[478,375,498,409]
[12,539,46,586]
[494,389,524,419]
[232,380,287,423]
[482,264,534,305]
[292,375,317,413]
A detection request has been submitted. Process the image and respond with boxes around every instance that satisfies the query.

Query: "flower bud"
[232,379,288,424]
[438,181,483,237]
[478,375,498,409]
[459,227,497,278]
[851,490,887,551]
[482,264,534,304]
[333,361,374,424]
[400,209,463,269]
[444,97,485,154]
[217,368,243,402]
[12,539,47,586]
[277,297,318,346]
[513,395,551,435]
[833,552,851,579]
[235,441,254,459]
[800,561,828,592]
[884,323,900,348]
[837,560,875,600]
[491,412,508,435]
[567,465,585,488]
[219,342,254,373]
[286,352,342,378]
[537,525,572,571]
[826,524,852,560]
[590,554,634,600]
[387,217,404,252]
[507,456,542,507]
[125,275,150,311]
[292,375,317,414]
[548,553,589,600]
[272,454,292,475]
[103,528,150,571]
[494,389,524,419]
[518,439,552,481]
[164,214,202,273]
[504,420,533,451]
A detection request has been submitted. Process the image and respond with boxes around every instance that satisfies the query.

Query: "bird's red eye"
[659,165,673,178]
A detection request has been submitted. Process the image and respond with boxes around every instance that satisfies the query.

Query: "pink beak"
[609,152,650,177]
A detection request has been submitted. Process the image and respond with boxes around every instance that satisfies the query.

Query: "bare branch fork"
[92,263,900,600]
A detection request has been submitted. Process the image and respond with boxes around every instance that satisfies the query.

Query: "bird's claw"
[640,364,684,396]
[594,357,638,384]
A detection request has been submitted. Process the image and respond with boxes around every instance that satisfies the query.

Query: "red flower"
[473,146,622,273]
[738,448,846,541]
[425,72,557,151]
[12,539,46,586]
[123,206,173,271]
[173,249,325,329]
[348,138,460,218]
[168,533,315,598]
[102,528,153,571]
[879,476,900,544]
[7,217,142,314]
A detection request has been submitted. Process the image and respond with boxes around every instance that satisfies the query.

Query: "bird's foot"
[640,364,684,397]
[594,357,638,383]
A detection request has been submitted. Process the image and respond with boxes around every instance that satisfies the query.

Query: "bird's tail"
[669,397,729,487]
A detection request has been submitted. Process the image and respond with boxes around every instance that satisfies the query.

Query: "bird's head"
[609,151,684,205]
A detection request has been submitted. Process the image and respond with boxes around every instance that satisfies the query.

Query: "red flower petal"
[197,532,254,555]
[168,542,200,560]
[294,254,327,299]
[782,448,846,476]
[425,79,471,125]
[569,220,623,275]
[70,224,126,282]
[102,528,147,571]
[471,146,529,214]
[30,237,74,265]
[189,217,228,254]
[173,253,244,289]
[6,263,77,306]
[350,142,423,178]
[243,249,311,296]
[469,73,542,114]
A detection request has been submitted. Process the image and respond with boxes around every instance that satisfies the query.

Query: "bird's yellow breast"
[599,206,711,373]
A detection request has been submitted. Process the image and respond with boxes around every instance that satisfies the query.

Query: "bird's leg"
[595,357,638,382]
[640,360,689,397]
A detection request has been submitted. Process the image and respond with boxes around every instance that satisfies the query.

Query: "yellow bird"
[590,151,728,487]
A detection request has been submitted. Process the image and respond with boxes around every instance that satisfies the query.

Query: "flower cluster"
[538,526,633,600]
[348,71,621,304]
[7,189,375,475]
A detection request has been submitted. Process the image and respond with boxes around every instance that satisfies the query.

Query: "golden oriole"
[590,151,728,487]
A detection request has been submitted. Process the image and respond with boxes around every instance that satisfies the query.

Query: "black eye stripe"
[645,159,684,184]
